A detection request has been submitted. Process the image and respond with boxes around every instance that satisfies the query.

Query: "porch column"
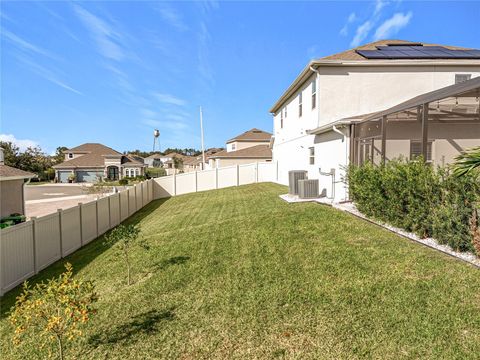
[421,103,429,160]
[381,116,387,165]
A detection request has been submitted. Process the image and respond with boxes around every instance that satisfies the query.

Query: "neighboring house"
[0,148,35,218]
[144,153,163,168]
[208,128,272,168]
[53,143,146,183]
[270,40,480,201]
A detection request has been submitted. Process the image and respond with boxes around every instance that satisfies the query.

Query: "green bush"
[145,167,166,178]
[347,159,479,254]
[118,178,128,186]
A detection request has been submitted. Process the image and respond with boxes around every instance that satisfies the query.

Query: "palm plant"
[454,146,480,177]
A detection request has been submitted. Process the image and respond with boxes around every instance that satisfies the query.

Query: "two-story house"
[53,143,146,182]
[270,40,480,201]
[208,128,272,168]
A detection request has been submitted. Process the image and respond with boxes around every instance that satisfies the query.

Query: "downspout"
[332,124,348,202]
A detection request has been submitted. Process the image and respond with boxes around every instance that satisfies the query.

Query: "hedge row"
[347,159,480,255]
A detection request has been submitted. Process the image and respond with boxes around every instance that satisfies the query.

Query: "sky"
[1,0,479,154]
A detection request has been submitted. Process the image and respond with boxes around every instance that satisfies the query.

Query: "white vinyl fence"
[153,162,277,199]
[0,162,278,296]
[0,180,154,296]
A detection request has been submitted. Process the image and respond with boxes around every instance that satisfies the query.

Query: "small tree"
[454,146,480,178]
[104,224,149,285]
[9,263,98,360]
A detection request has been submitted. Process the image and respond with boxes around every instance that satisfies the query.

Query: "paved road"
[25,184,88,201]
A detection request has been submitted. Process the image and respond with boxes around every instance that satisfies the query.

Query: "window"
[311,80,316,109]
[68,153,73,159]
[126,169,130,177]
[410,141,433,162]
[455,74,471,84]
[280,110,283,129]
[309,147,315,165]
[232,143,236,150]
[299,92,303,117]
[135,168,140,176]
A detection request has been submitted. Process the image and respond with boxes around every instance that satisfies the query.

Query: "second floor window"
[68,153,73,159]
[232,143,236,150]
[311,80,317,109]
[299,92,303,117]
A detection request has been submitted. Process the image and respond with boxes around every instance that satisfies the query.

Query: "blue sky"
[1,1,479,154]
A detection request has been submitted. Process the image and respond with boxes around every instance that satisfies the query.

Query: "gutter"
[307,120,356,135]
[310,65,321,127]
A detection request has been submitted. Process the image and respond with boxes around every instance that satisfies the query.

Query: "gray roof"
[0,164,36,180]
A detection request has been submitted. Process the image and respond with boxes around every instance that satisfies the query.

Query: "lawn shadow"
[148,255,191,273]
[0,198,171,319]
[88,308,175,347]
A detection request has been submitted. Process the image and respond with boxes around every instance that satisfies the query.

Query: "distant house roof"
[270,39,480,113]
[0,164,36,181]
[54,143,144,169]
[144,153,163,159]
[226,128,272,143]
[209,145,272,159]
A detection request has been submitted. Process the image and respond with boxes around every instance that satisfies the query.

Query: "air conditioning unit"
[298,179,319,199]
[288,170,308,195]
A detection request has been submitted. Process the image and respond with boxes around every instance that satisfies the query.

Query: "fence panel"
[258,162,274,182]
[154,176,174,198]
[218,166,237,188]
[135,184,142,211]
[34,213,61,271]
[109,193,121,227]
[81,202,97,244]
[142,181,149,205]
[176,172,196,195]
[197,169,216,192]
[239,164,256,185]
[128,188,136,216]
[120,190,129,221]
[97,197,110,236]
[0,221,35,295]
[61,206,82,256]
[148,179,154,202]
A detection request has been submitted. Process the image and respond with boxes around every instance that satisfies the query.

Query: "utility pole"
[200,106,206,169]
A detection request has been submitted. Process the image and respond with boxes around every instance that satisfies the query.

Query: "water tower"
[153,129,160,152]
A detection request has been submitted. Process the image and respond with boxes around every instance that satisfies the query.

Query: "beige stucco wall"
[227,141,270,152]
[0,179,25,217]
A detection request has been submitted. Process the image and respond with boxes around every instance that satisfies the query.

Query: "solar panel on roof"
[356,45,480,59]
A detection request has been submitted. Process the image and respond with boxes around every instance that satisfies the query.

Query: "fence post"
[118,192,122,223]
[276,161,279,182]
[255,162,259,183]
[31,217,38,274]
[173,173,177,196]
[107,195,112,229]
[236,164,240,186]
[141,182,144,207]
[195,171,198,192]
[215,167,218,189]
[78,203,84,246]
[95,200,99,237]
[58,209,63,257]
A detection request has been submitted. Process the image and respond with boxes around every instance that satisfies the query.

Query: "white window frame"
[232,143,236,151]
[299,92,303,117]
[135,168,140,176]
[311,80,317,109]
[410,140,433,162]
[309,147,315,165]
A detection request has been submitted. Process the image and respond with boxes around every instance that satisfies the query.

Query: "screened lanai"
[352,77,480,166]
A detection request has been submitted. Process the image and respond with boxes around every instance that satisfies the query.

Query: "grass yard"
[1,183,479,359]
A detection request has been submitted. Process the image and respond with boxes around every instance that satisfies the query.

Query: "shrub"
[347,159,479,254]
[9,263,98,360]
[118,178,128,185]
[146,167,166,178]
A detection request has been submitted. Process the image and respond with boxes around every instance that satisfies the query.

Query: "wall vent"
[298,179,319,199]
[288,170,307,195]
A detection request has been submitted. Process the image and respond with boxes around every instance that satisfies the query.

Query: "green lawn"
[1,183,479,359]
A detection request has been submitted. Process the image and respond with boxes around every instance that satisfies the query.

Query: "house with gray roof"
[53,143,146,183]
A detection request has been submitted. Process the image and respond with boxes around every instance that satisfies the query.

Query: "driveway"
[24,184,126,218]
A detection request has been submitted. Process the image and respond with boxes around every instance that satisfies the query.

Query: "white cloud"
[15,55,83,95]
[350,21,373,47]
[2,29,59,60]
[340,12,357,36]
[374,0,388,15]
[73,5,125,61]
[374,12,412,40]
[0,134,39,151]
[154,93,187,106]
[156,3,188,31]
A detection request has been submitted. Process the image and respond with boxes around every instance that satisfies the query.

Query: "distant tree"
[104,224,149,286]
[53,146,68,165]
[173,157,184,170]
[9,263,98,360]
[0,141,21,168]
